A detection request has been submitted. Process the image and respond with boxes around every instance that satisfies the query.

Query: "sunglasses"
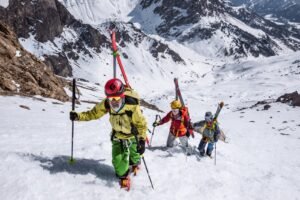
[172,109,179,113]
[205,117,213,122]
[108,96,122,101]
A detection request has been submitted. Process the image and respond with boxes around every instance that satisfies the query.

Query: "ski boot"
[119,176,131,191]
[199,149,205,157]
[206,152,212,158]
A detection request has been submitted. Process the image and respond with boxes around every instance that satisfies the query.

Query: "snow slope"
[58,0,139,24]
[0,0,9,8]
[19,23,213,98]
[1,51,300,199]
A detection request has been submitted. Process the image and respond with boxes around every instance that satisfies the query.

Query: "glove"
[189,129,195,138]
[186,129,194,138]
[186,130,190,138]
[137,140,146,155]
[70,111,79,121]
[213,133,219,142]
[152,121,160,127]
[188,122,194,129]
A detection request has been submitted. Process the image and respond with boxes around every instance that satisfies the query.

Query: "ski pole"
[145,129,152,147]
[141,155,154,190]
[185,140,189,162]
[70,78,76,164]
[131,124,154,190]
[146,135,150,147]
[150,115,160,146]
[214,142,217,166]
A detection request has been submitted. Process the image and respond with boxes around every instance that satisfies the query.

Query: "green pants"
[112,138,141,178]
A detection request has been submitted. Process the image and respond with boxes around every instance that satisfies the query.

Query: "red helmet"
[104,78,125,97]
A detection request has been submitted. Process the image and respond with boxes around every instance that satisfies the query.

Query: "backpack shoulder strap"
[125,110,133,118]
[124,95,139,105]
[104,99,110,110]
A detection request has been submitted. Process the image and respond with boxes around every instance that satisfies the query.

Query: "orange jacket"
[159,107,190,137]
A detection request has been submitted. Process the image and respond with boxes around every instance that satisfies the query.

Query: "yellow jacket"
[78,98,147,141]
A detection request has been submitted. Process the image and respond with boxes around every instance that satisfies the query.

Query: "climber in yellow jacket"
[70,78,147,189]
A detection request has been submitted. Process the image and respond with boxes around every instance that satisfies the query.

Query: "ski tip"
[220,101,224,107]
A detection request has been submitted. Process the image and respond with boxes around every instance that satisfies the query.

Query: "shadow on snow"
[19,153,116,186]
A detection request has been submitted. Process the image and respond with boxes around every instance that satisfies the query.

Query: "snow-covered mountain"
[133,0,300,58]
[230,0,300,24]
[0,0,187,92]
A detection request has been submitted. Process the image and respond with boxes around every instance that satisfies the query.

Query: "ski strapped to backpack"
[174,78,184,105]
[214,102,224,121]
[173,78,194,138]
[213,102,224,166]
[111,30,131,88]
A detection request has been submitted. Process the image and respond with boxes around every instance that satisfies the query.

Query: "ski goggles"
[205,116,213,122]
[108,96,122,101]
[172,109,179,114]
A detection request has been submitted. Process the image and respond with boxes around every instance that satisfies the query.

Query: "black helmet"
[205,112,213,122]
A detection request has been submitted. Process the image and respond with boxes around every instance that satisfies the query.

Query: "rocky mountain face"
[277,91,300,107]
[136,0,300,58]
[102,22,185,63]
[230,0,300,23]
[0,0,184,79]
[0,0,109,77]
[0,21,69,102]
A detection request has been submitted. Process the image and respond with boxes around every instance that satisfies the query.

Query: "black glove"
[189,122,194,129]
[70,111,79,121]
[186,130,190,138]
[137,140,145,155]
[152,121,160,127]
[189,129,195,138]
[214,133,219,142]
[186,129,194,138]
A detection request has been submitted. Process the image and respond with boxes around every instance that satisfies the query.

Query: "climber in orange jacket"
[153,100,194,153]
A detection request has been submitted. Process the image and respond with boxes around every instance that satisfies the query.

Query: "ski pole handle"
[149,115,160,146]
[220,101,224,108]
[72,79,76,111]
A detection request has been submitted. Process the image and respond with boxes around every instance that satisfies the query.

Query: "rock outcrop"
[0,0,109,77]
[0,22,69,102]
[277,91,300,107]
